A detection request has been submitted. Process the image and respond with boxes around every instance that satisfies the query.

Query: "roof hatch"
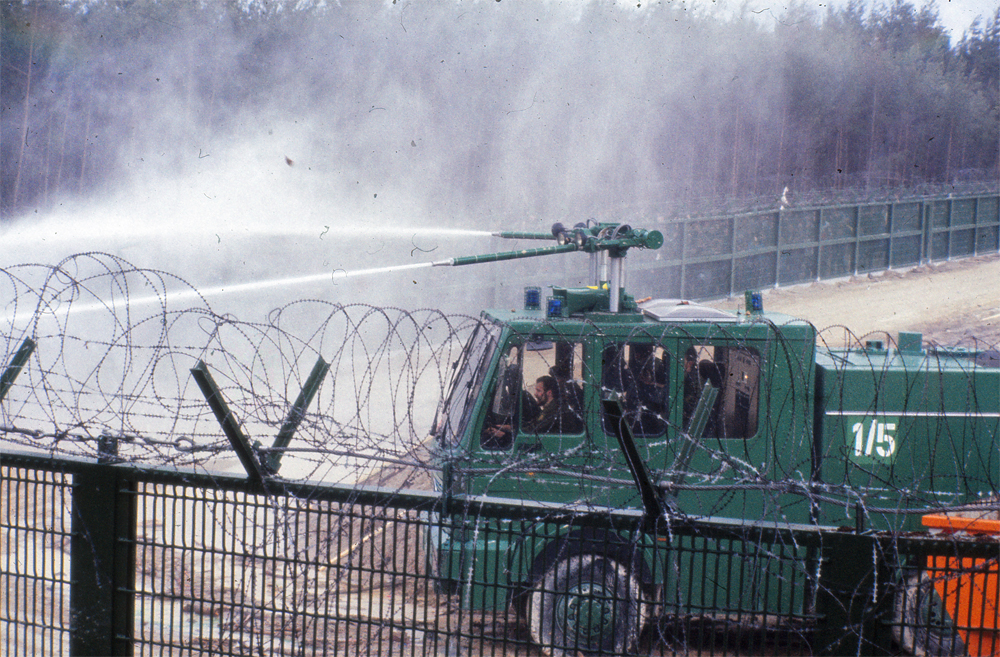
[641,299,738,322]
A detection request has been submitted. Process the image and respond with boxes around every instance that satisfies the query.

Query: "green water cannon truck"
[426,222,999,655]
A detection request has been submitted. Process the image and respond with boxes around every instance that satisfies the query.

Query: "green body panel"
[439,510,658,610]
[446,519,519,610]
[663,532,815,622]
[814,344,1000,531]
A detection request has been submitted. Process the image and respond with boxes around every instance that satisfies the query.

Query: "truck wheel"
[893,571,967,656]
[529,552,646,656]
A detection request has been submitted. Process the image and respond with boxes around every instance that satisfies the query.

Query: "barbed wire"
[0,253,479,487]
[3,251,999,655]
[2,252,998,515]
[601,177,1000,222]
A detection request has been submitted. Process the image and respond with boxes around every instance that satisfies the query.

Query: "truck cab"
[424,222,999,655]
[433,289,819,520]
[427,259,820,654]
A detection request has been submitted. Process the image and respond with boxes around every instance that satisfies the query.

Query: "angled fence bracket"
[602,396,668,534]
[0,337,36,404]
[267,355,329,473]
[190,360,268,486]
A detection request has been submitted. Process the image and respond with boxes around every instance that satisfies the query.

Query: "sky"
[740,0,998,38]
[931,0,999,35]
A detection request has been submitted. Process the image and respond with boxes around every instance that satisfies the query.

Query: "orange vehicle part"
[921,514,1000,657]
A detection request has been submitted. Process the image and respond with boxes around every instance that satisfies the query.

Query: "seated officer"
[524,375,583,434]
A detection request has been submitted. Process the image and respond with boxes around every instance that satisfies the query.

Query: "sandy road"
[705,253,1000,348]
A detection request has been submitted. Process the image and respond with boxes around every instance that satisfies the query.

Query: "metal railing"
[3,449,998,656]
[629,193,1000,299]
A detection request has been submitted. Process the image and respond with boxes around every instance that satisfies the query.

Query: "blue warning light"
[524,287,541,310]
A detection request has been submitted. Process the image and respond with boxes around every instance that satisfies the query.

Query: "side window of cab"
[601,342,670,438]
[480,340,585,450]
[682,344,760,439]
[480,344,525,450]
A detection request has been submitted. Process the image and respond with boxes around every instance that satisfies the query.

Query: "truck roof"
[482,296,812,338]
[817,341,1000,374]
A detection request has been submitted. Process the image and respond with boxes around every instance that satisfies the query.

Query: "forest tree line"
[1,0,999,222]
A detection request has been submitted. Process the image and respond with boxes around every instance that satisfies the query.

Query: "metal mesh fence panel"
[0,465,72,656]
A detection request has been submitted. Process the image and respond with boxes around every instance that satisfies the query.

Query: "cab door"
[598,339,675,510]
[469,337,591,505]
[670,339,766,516]
[665,333,817,620]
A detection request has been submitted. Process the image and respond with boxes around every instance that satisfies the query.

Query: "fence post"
[815,207,823,280]
[679,217,688,298]
[729,214,738,297]
[887,202,895,269]
[190,360,268,486]
[0,337,35,403]
[268,355,329,473]
[813,532,894,656]
[852,205,861,275]
[922,200,932,263]
[70,464,136,656]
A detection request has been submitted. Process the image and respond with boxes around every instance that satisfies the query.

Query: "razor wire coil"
[2,252,998,514]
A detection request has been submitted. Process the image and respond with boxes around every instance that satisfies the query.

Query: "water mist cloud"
[4,0,996,316]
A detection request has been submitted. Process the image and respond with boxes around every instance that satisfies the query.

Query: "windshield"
[434,321,500,447]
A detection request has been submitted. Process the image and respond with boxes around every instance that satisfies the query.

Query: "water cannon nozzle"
[551,222,574,245]
[640,229,664,250]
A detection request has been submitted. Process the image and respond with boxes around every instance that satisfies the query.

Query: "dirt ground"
[704,253,1000,349]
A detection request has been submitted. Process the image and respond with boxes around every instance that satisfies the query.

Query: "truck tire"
[893,571,967,656]
[529,552,646,656]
